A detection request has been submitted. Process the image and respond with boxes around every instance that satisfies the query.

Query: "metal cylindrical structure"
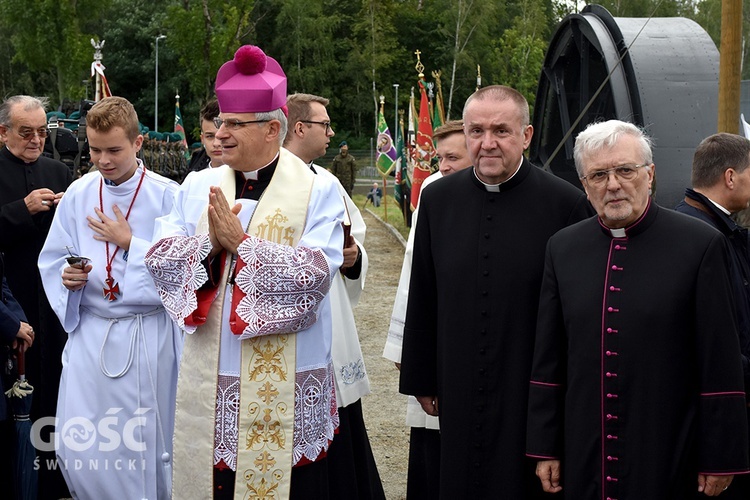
[529,5,719,209]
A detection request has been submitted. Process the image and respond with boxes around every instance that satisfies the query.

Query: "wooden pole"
[382,176,388,224]
[718,0,743,134]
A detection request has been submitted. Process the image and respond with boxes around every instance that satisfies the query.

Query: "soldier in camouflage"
[331,141,357,196]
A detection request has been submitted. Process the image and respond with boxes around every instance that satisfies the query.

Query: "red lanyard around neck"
[98,166,146,301]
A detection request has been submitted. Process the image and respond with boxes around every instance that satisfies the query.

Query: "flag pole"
[174,92,190,158]
[410,50,435,211]
[91,39,104,102]
[398,109,409,225]
[432,70,445,123]
[391,84,399,225]
[393,84,399,152]
[382,174,388,224]
[90,39,112,102]
[379,96,389,224]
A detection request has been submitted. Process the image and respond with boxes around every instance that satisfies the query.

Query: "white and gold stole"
[172,151,313,500]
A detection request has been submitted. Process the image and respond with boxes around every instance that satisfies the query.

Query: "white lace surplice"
[146,164,345,468]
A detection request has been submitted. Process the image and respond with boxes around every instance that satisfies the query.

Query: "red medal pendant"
[103,277,120,301]
[99,167,146,304]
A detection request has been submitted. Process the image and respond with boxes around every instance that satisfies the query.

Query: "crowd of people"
[0,42,749,500]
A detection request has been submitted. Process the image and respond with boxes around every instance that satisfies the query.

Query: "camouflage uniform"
[331,152,357,196]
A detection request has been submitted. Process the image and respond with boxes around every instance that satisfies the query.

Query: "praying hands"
[207,186,244,256]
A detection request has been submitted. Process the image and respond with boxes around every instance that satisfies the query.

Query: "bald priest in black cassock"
[526,200,750,499]
[399,159,592,498]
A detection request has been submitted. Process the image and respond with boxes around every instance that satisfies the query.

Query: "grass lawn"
[351,194,410,240]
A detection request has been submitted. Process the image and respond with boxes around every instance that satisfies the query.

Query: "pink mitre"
[215,45,287,114]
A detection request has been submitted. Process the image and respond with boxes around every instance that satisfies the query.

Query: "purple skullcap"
[215,45,287,114]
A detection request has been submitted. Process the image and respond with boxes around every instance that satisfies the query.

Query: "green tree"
[0,0,109,103]
[691,0,750,80]
[98,0,177,132]
[0,0,567,146]
[385,0,507,121]
[552,0,582,20]
[270,0,339,100]
[164,0,257,104]
[693,0,722,46]
[593,0,697,17]
[322,0,401,140]
[495,0,549,112]
[387,0,451,119]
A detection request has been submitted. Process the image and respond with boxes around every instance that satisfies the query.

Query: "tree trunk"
[447,6,462,121]
[718,0,742,133]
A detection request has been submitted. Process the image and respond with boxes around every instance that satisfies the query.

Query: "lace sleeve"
[233,235,332,340]
[145,234,212,333]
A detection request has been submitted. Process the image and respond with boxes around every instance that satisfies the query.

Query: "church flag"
[408,87,418,146]
[393,112,409,207]
[376,101,398,176]
[394,116,412,225]
[432,70,446,128]
[174,94,189,155]
[432,89,444,130]
[410,81,435,211]
[405,87,417,194]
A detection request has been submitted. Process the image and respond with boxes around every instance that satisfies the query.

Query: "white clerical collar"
[706,197,731,216]
[240,152,279,180]
[474,158,523,192]
[103,160,143,186]
[608,227,627,238]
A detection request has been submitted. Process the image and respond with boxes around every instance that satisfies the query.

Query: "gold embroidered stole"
[234,151,312,499]
[172,152,314,499]
[172,164,235,499]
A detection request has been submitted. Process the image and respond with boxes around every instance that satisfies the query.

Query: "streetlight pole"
[154,34,166,133]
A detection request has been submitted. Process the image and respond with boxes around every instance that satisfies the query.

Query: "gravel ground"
[355,209,410,500]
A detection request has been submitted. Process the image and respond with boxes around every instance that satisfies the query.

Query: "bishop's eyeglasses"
[213,117,270,130]
[580,163,649,187]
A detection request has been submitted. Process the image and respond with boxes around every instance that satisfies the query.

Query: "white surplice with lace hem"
[146,163,344,471]
[38,166,181,500]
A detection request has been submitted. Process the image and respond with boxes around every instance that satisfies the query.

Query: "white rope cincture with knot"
[87,306,172,499]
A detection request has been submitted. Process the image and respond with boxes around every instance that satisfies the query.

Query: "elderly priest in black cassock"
[0,95,71,499]
[527,120,750,499]
[399,85,592,498]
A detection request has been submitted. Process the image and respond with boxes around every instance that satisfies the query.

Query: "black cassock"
[0,147,71,414]
[0,147,71,498]
[400,160,591,498]
[527,202,750,500]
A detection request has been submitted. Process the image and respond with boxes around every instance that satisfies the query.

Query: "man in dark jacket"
[675,132,750,499]
[0,252,34,500]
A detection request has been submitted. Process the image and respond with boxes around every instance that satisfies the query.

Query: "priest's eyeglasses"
[300,120,333,134]
[213,117,270,130]
[581,163,649,187]
[16,127,49,140]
